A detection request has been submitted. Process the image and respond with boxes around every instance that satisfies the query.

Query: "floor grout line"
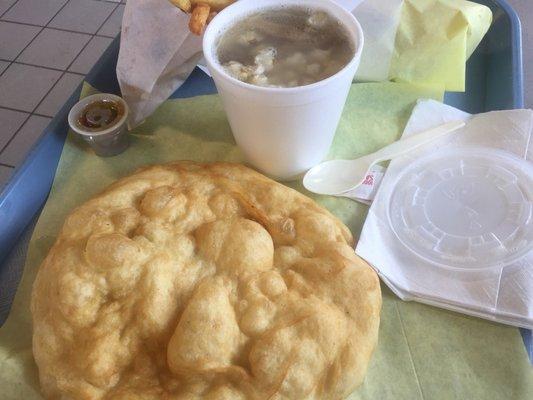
[91,1,121,45]
[94,0,124,4]
[0,59,88,75]
[0,105,30,115]
[0,105,52,119]
[0,0,20,19]
[93,0,122,3]
[0,114,32,155]
[0,19,116,38]
[0,64,7,78]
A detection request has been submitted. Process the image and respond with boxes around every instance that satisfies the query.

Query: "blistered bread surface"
[31,162,381,400]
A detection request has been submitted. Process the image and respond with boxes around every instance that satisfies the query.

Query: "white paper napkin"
[356,100,533,329]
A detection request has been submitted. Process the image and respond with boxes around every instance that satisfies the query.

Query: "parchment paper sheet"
[0,82,531,399]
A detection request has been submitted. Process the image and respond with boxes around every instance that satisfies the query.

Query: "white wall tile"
[97,4,123,37]
[0,115,51,166]
[48,0,115,34]
[0,21,40,60]
[69,35,112,74]
[0,108,28,149]
[0,63,61,112]
[17,28,91,69]
[2,0,68,26]
[36,72,83,116]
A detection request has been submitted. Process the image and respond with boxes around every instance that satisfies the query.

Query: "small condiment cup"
[68,93,130,157]
[204,0,364,180]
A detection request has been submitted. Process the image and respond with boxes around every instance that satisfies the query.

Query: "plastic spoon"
[303,120,466,196]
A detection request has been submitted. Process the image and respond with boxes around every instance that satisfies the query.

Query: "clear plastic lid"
[387,147,533,270]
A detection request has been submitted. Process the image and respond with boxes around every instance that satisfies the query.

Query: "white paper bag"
[117,0,203,128]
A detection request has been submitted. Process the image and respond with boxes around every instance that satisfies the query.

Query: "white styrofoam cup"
[203,0,364,180]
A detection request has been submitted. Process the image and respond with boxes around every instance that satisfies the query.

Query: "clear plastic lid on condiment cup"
[386,147,533,271]
[68,93,130,157]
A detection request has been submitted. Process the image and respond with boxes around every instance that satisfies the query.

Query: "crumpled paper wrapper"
[351,0,404,81]
[1,81,532,399]
[118,0,491,128]
[390,0,492,91]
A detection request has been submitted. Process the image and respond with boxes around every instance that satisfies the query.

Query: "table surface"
[507,0,532,108]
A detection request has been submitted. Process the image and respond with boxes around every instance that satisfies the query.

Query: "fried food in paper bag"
[169,0,236,34]
[31,162,381,400]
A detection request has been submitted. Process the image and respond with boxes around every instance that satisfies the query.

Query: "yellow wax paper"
[1,82,532,400]
[390,0,492,91]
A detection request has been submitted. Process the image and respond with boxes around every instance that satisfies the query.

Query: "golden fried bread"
[31,162,381,400]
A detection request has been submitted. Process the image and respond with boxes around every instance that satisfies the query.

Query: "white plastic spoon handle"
[367,120,466,164]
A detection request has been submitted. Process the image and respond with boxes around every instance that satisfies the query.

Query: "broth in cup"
[203,0,364,179]
[216,6,355,87]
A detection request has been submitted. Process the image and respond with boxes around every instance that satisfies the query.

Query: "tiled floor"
[0,0,124,188]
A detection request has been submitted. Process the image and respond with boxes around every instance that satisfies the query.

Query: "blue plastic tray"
[0,0,530,359]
